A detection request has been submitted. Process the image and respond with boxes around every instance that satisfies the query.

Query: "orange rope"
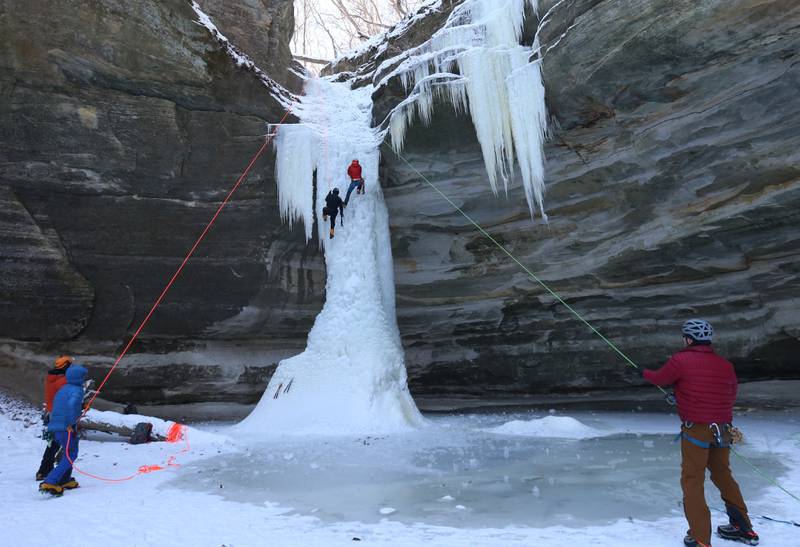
[64,424,188,483]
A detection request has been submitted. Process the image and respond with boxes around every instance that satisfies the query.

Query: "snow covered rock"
[488,416,608,439]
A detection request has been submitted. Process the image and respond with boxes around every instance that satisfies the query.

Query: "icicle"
[386,0,549,219]
[274,124,317,242]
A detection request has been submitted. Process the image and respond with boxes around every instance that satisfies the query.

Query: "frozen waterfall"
[237,79,424,436]
[239,0,549,436]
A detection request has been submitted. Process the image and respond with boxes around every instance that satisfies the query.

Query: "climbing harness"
[675,422,732,449]
[389,148,800,505]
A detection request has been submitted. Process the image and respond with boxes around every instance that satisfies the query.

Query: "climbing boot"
[60,478,80,490]
[329,228,335,239]
[39,482,64,497]
[684,534,711,547]
[717,524,759,545]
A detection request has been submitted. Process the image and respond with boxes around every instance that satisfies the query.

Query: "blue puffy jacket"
[48,365,87,432]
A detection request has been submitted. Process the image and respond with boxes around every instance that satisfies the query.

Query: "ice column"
[238,80,424,436]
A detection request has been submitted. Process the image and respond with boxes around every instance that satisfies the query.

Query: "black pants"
[37,436,62,477]
[323,208,339,231]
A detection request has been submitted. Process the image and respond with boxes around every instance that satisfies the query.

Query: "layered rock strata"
[371,0,800,396]
[0,0,322,404]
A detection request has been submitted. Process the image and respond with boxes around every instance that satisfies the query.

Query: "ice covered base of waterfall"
[3,397,799,546]
[238,78,424,437]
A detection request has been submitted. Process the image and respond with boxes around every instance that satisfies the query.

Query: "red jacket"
[347,162,362,180]
[643,345,737,423]
[44,369,68,412]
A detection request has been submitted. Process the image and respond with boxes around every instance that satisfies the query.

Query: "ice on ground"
[487,415,609,439]
[179,410,800,533]
[4,396,800,547]
[238,78,423,436]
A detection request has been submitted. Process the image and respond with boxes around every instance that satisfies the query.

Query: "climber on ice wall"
[344,159,364,206]
[643,320,759,547]
[322,188,344,239]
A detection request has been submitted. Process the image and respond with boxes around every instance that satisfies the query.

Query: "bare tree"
[292,0,427,71]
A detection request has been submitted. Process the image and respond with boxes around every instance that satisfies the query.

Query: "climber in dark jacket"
[39,365,88,496]
[322,188,344,239]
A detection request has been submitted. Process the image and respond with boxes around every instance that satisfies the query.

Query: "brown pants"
[681,424,751,545]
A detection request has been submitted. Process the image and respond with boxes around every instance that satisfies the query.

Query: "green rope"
[732,448,800,503]
[391,148,800,505]
[392,149,664,396]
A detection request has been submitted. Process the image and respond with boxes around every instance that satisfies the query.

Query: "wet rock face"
[378,0,800,396]
[0,0,324,404]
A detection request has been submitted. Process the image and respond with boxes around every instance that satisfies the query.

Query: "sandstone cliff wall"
[0,0,324,403]
[374,0,800,396]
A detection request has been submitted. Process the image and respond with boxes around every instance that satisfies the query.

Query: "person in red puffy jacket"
[345,159,364,206]
[644,320,758,547]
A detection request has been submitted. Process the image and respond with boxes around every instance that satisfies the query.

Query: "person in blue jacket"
[39,365,87,496]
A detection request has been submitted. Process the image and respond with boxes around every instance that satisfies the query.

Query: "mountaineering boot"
[329,228,334,239]
[39,482,64,497]
[717,524,759,545]
[684,533,711,547]
[60,477,80,490]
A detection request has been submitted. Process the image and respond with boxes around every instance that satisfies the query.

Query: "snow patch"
[488,416,608,439]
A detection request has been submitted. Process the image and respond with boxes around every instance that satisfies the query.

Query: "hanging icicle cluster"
[386,0,549,220]
[274,124,318,242]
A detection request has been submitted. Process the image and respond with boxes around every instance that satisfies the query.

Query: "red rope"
[57,107,293,483]
[82,107,293,414]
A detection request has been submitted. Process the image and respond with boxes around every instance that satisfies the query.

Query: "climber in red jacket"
[344,159,364,206]
[644,320,759,547]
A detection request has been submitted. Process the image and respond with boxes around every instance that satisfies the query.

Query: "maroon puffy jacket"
[643,345,737,423]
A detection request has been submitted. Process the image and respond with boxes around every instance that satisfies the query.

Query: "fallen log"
[80,408,175,442]
[80,417,165,441]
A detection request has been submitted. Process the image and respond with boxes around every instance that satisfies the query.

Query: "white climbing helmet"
[682,319,714,342]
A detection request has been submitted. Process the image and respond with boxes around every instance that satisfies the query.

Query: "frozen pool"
[170,411,789,529]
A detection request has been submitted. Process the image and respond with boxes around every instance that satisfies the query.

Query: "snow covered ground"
[4,393,799,546]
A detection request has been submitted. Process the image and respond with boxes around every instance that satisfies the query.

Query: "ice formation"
[384,0,549,219]
[240,0,550,436]
[238,78,423,436]
[488,416,608,439]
